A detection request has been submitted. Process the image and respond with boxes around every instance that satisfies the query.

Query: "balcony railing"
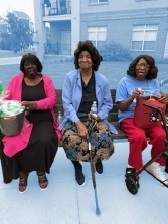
[43,0,71,16]
[44,43,71,55]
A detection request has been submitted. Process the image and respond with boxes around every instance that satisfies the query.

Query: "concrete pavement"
[0,142,168,224]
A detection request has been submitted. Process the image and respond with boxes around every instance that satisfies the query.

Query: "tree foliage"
[1,12,34,51]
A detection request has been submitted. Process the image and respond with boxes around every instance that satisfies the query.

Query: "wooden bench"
[55,89,127,140]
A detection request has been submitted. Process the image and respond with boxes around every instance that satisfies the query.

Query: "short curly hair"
[20,52,43,73]
[127,55,158,80]
[74,40,103,71]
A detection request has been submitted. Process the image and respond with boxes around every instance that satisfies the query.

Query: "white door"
[61,31,71,55]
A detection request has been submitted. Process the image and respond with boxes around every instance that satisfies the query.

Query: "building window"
[131,25,158,51]
[135,0,157,2]
[88,27,107,48]
[89,0,108,4]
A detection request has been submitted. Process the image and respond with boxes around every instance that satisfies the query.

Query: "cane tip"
[96,207,101,215]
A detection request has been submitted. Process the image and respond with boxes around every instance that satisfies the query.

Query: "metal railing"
[43,0,71,16]
[44,43,71,55]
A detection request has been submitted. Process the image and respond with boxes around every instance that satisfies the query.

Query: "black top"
[22,79,53,124]
[77,72,98,114]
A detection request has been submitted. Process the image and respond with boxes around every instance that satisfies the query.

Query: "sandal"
[19,176,28,193]
[38,174,48,190]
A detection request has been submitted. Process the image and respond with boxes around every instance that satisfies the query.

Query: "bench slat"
[111,126,127,139]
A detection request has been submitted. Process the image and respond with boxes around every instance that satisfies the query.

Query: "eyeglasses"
[136,63,150,68]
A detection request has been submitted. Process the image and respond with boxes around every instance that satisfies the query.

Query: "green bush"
[100,41,133,62]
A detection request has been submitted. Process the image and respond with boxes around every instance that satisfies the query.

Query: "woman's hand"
[75,120,88,138]
[131,88,144,101]
[89,112,100,121]
[157,94,167,103]
[21,101,37,110]
[119,88,144,111]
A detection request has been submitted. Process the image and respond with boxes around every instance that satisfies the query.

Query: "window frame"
[131,24,158,51]
[88,26,107,48]
[89,0,108,4]
[135,0,157,2]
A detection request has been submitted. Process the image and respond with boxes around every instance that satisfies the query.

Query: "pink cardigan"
[2,73,61,157]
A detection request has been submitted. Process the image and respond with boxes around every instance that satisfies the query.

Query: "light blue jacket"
[60,69,118,134]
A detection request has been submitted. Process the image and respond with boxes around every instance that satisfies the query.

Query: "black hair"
[127,55,158,80]
[74,40,103,71]
[20,53,43,73]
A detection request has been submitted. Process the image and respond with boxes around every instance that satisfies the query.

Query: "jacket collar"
[76,69,102,90]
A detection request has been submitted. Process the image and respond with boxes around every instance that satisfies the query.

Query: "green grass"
[1,51,168,90]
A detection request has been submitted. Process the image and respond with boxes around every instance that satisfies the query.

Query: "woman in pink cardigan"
[0,53,61,193]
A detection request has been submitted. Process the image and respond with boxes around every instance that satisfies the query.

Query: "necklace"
[81,73,92,86]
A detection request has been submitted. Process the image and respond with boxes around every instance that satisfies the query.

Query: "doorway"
[61,31,71,55]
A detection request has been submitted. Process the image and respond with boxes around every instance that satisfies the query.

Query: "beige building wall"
[71,0,80,54]
[34,0,46,61]
[34,0,80,60]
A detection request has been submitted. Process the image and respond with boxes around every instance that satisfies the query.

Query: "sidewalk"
[0,142,168,224]
[0,56,21,65]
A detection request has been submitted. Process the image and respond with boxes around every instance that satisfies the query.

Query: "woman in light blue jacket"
[60,41,117,186]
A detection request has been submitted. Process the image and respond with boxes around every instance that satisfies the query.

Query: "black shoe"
[96,159,103,174]
[165,166,168,174]
[75,167,86,186]
[125,168,140,188]
[165,159,168,173]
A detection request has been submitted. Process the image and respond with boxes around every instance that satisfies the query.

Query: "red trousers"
[121,118,166,170]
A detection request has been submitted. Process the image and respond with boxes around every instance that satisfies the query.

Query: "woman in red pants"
[116,55,168,187]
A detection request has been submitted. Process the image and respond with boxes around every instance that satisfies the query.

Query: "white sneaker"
[145,162,168,186]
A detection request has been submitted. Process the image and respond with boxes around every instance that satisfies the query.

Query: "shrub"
[99,41,133,62]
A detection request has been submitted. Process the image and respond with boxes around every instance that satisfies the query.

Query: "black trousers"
[71,161,82,169]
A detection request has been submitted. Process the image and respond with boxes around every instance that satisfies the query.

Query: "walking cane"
[88,119,101,215]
